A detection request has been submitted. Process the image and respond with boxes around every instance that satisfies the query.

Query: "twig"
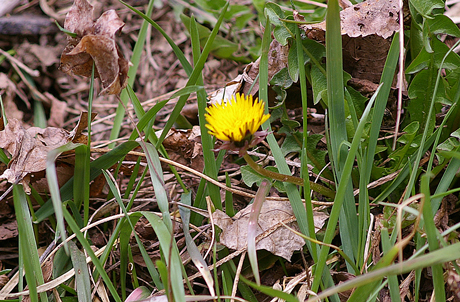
[0,48,39,77]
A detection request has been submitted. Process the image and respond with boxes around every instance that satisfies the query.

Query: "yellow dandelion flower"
[205,93,270,143]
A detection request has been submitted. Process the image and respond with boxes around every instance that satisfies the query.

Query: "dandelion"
[205,93,270,154]
[205,93,335,197]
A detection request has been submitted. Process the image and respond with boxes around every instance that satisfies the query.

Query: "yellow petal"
[205,93,270,142]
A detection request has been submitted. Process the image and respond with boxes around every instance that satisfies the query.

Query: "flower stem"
[243,153,336,199]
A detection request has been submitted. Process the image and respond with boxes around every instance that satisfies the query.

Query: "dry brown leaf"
[0,119,72,193]
[0,219,18,240]
[70,111,98,144]
[213,199,328,261]
[59,0,128,95]
[331,271,356,301]
[162,127,204,173]
[45,92,68,128]
[0,113,96,193]
[0,73,23,122]
[341,0,399,39]
[207,40,289,106]
[31,163,74,194]
[297,0,399,40]
[295,0,400,84]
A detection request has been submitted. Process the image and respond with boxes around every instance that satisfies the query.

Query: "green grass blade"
[224,173,235,217]
[312,85,381,293]
[420,174,446,301]
[357,32,400,267]
[325,0,358,271]
[140,142,172,231]
[109,0,156,147]
[33,99,46,128]
[62,207,122,302]
[103,170,163,289]
[13,184,47,302]
[142,211,186,302]
[46,142,83,253]
[326,0,346,171]
[156,2,230,146]
[190,15,222,209]
[36,141,138,222]
[179,193,215,295]
[295,21,317,261]
[381,228,402,302]
[68,241,92,302]
[73,145,90,225]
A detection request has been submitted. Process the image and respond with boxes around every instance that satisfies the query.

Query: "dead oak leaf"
[295,0,399,84]
[0,119,71,193]
[213,199,328,261]
[0,113,96,193]
[297,0,399,40]
[0,219,18,240]
[59,0,128,95]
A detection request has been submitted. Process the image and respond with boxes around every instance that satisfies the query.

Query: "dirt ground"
[0,0,248,292]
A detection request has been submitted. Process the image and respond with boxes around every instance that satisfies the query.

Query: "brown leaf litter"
[0,112,95,193]
[213,199,328,261]
[296,0,400,84]
[209,0,401,110]
[162,127,204,174]
[59,0,128,95]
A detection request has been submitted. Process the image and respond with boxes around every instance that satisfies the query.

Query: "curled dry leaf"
[0,73,23,122]
[207,39,289,106]
[0,119,72,193]
[0,220,18,240]
[295,0,400,84]
[213,199,328,261]
[209,0,401,106]
[296,0,399,40]
[59,0,128,95]
[162,127,204,173]
[0,112,95,193]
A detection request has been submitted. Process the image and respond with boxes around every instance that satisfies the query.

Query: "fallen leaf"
[332,271,356,300]
[29,44,60,68]
[0,119,72,193]
[30,163,74,194]
[0,113,95,193]
[59,0,129,95]
[45,92,68,128]
[213,199,328,261]
[295,0,400,84]
[162,127,204,173]
[69,111,98,143]
[297,0,399,40]
[0,219,18,240]
[206,39,289,107]
[0,73,23,122]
